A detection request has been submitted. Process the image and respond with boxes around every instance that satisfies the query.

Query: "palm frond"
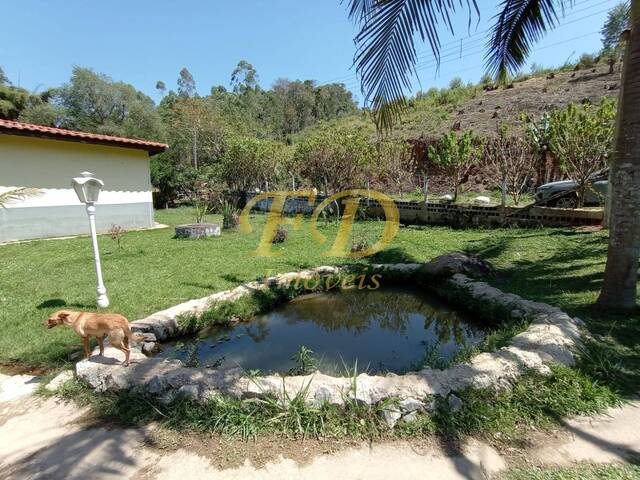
[0,188,41,208]
[347,0,479,131]
[486,0,571,83]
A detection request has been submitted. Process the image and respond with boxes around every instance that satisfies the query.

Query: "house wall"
[0,135,155,242]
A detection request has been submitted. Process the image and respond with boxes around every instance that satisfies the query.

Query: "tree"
[18,102,66,126]
[0,66,9,85]
[379,140,413,198]
[601,2,631,72]
[295,127,377,193]
[177,68,196,97]
[156,80,166,96]
[313,84,358,120]
[230,60,259,94]
[345,0,640,308]
[522,111,558,186]
[0,188,41,208]
[598,1,639,309]
[548,100,616,207]
[219,136,287,191]
[168,96,226,170]
[0,84,31,120]
[272,78,317,135]
[602,2,631,52]
[483,125,536,206]
[50,66,163,139]
[428,131,479,203]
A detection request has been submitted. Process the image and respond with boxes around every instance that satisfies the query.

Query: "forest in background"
[0,2,629,206]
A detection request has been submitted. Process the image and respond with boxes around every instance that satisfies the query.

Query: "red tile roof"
[0,119,168,156]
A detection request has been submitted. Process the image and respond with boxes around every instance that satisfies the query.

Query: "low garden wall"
[74,255,583,426]
[231,191,603,228]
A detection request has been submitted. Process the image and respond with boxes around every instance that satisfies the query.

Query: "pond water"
[158,287,487,375]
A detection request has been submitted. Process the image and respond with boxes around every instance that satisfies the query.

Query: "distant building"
[0,120,167,243]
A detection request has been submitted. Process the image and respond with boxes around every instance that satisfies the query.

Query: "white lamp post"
[72,171,109,308]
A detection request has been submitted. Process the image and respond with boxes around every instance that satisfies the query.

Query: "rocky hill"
[450,63,621,137]
[325,62,621,142]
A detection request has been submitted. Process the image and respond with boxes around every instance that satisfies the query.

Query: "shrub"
[108,224,126,250]
[351,236,371,254]
[548,99,616,207]
[219,199,240,229]
[449,77,464,89]
[272,226,289,243]
[428,131,480,202]
[294,127,377,192]
[289,346,316,375]
[576,52,599,70]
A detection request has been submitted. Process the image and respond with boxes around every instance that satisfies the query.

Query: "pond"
[158,287,487,375]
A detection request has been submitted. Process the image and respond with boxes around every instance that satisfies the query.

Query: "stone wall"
[231,191,603,228]
[75,256,583,425]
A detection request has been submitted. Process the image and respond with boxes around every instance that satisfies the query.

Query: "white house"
[0,120,168,243]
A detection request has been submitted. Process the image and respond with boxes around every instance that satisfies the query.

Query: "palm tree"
[0,187,41,208]
[347,0,639,309]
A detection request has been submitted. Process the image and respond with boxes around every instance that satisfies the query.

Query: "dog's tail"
[123,322,146,343]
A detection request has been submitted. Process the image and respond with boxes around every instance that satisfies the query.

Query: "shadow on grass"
[366,247,418,264]
[464,232,640,396]
[37,299,95,310]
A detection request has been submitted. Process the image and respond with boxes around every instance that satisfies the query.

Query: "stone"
[142,342,158,355]
[422,252,493,278]
[139,333,157,342]
[177,384,201,400]
[147,375,169,394]
[401,411,419,423]
[398,397,424,414]
[448,394,463,413]
[380,408,402,428]
[45,370,74,392]
[159,390,177,405]
[71,264,583,412]
[313,386,342,406]
[474,196,491,204]
[174,223,221,239]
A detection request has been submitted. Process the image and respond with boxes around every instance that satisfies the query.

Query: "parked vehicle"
[535,169,608,208]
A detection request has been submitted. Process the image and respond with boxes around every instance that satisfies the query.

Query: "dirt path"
[0,374,638,480]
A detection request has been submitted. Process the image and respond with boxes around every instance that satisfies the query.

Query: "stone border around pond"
[75,256,583,422]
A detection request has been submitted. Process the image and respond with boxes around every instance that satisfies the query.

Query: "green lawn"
[501,463,640,480]
[1,208,638,396]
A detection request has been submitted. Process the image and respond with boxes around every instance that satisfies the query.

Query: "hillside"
[320,62,621,141]
[449,64,620,137]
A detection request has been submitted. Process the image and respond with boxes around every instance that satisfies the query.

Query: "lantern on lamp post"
[72,171,109,308]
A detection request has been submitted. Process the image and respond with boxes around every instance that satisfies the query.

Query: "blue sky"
[2,0,618,104]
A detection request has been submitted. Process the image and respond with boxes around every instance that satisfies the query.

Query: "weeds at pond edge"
[46,363,619,443]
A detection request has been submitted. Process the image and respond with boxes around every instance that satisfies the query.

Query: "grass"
[4,206,640,446]
[501,463,640,480]
[1,208,638,393]
[47,363,617,444]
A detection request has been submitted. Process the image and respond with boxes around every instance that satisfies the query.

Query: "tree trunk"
[597,2,640,309]
[192,127,198,170]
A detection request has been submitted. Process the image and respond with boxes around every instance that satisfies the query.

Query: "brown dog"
[44,310,144,366]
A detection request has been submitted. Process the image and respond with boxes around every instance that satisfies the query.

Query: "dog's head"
[43,310,72,329]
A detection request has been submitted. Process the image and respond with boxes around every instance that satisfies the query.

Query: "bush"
[219,199,240,229]
[294,127,377,192]
[449,77,464,89]
[272,226,289,243]
[576,53,599,70]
